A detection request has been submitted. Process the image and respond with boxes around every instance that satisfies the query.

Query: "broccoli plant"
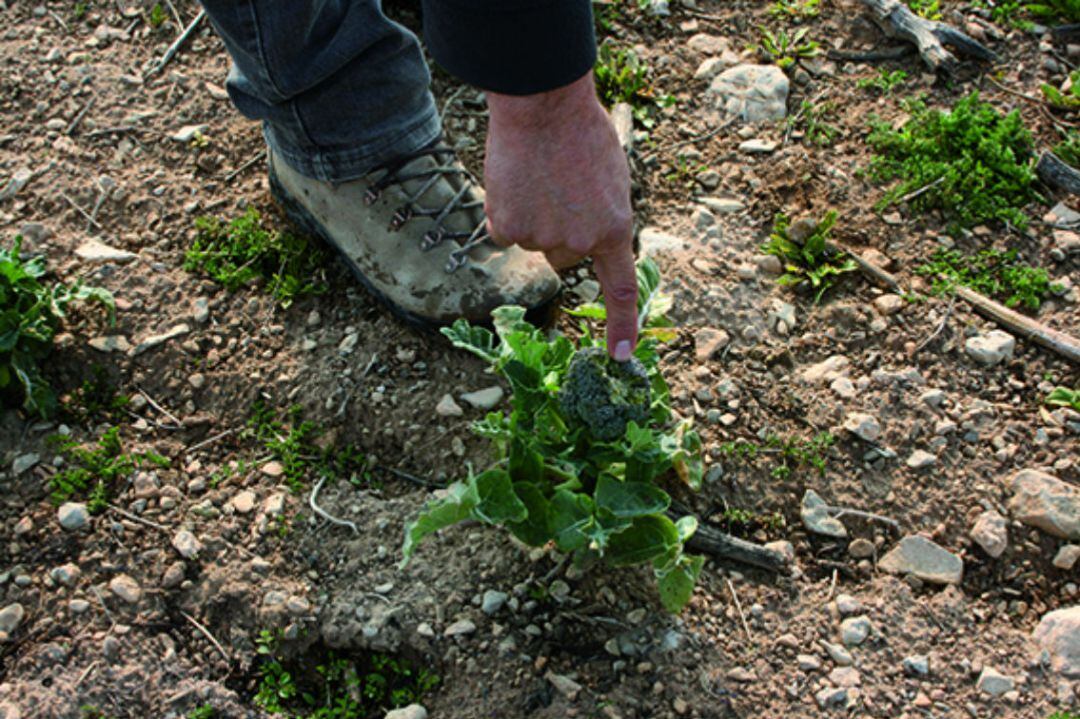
[401,260,705,612]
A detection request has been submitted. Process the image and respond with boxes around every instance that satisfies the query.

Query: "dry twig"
[107,504,169,532]
[180,610,231,664]
[144,9,206,79]
[309,476,359,534]
[726,579,753,643]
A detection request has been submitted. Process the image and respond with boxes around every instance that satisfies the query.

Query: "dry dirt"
[0,0,1078,718]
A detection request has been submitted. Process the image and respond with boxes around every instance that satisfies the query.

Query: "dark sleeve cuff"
[421,0,597,96]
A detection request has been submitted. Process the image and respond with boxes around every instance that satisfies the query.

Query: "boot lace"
[363,144,491,273]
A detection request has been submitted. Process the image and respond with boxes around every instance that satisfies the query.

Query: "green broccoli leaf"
[606,514,681,566]
[442,320,499,364]
[655,554,704,613]
[595,474,671,518]
[400,482,476,565]
[470,468,528,524]
[507,483,552,546]
[549,489,595,552]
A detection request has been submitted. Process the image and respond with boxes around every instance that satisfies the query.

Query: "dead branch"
[1037,150,1080,195]
[679,516,790,573]
[858,0,998,73]
[144,9,205,79]
[954,285,1080,364]
[827,45,914,62]
[180,610,231,664]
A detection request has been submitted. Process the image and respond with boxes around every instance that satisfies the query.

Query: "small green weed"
[857,69,908,96]
[187,706,216,719]
[762,211,857,303]
[594,40,675,128]
[719,431,836,480]
[1046,386,1080,411]
[757,27,820,69]
[80,707,114,719]
[867,92,1040,231]
[148,3,167,28]
[1048,712,1080,719]
[787,100,841,147]
[1053,130,1080,168]
[916,248,1060,310]
[769,0,821,21]
[1042,70,1080,109]
[716,507,786,535]
[593,0,653,32]
[184,208,327,308]
[73,2,90,19]
[1,237,114,418]
[48,427,169,512]
[664,155,710,189]
[61,366,129,424]
[973,0,1032,26]
[1027,0,1080,22]
[253,630,438,718]
[906,0,942,19]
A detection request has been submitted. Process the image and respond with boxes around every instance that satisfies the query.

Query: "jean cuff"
[261,106,442,183]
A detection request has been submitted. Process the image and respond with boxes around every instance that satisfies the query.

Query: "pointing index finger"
[592,243,639,362]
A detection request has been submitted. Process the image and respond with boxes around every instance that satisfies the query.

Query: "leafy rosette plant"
[401,260,706,612]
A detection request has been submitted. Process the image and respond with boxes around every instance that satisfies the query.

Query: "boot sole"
[268,168,559,332]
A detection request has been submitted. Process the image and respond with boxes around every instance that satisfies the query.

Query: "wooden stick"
[309,476,359,534]
[144,9,205,79]
[954,285,1080,364]
[1037,150,1080,195]
[858,0,997,73]
[185,428,235,455]
[726,579,753,643]
[107,504,169,533]
[680,517,790,572]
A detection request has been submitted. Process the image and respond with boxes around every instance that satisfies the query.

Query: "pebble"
[906,450,937,469]
[843,413,881,442]
[460,386,504,410]
[738,139,777,154]
[815,687,848,708]
[0,604,25,635]
[1008,468,1080,540]
[1053,544,1080,570]
[834,594,863,616]
[970,509,1008,559]
[481,590,508,616]
[639,227,685,256]
[840,616,872,647]
[830,376,856,399]
[384,705,427,719]
[286,596,312,616]
[801,355,849,384]
[727,667,755,682]
[976,667,1015,696]
[904,654,930,676]
[338,333,359,355]
[11,454,38,475]
[829,666,861,687]
[847,538,875,559]
[964,330,1015,366]
[545,671,583,699]
[435,394,464,418]
[231,490,257,514]
[693,327,730,362]
[800,490,847,538]
[687,33,729,55]
[798,654,822,671]
[69,599,90,614]
[75,239,137,264]
[444,618,476,637]
[821,641,853,666]
[88,336,131,354]
[873,294,905,316]
[261,461,285,478]
[699,196,745,214]
[1033,605,1080,677]
[188,373,205,389]
[879,535,963,585]
[709,64,790,122]
[132,324,190,356]
[162,562,185,589]
[109,574,142,604]
[170,124,208,142]
[50,564,81,588]
[171,530,202,559]
[57,502,89,531]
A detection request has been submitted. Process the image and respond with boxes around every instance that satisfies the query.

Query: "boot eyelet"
[389,207,412,230]
[421,228,444,251]
[363,188,380,205]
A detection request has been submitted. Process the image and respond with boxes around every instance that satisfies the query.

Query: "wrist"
[487,72,602,132]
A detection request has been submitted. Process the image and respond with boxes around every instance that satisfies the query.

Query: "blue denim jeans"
[199,0,441,182]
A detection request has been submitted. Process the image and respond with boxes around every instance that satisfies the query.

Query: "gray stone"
[434,393,463,418]
[69,599,90,614]
[906,450,937,469]
[687,33,729,54]
[800,490,847,538]
[840,616,872,647]
[109,574,142,604]
[797,654,821,671]
[171,530,202,559]
[50,563,80,587]
[709,64,790,123]
[639,227,685,256]
[1053,544,1080,570]
[460,386,504,411]
[444,618,476,637]
[384,705,427,719]
[829,666,861,687]
[481,590,508,616]
[75,239,136,264]
[57,502,89,531]
[162,562,185,589]
[694,327,730,362]
[132,324,190,355]
[699,196,746,214]
[1033,605,1080,677]
[873,294,905,316]
[834,594,862,616]
[821,641,853,666]
[1008,468,1080,539]
[170,124,208,143]
[231,490,256,514]
[976,667,1015,696]
[738,139,777,154]
[0,604,25,634]
[903,654,930,676]
[970,509,1009,559]
[844,413,881,442]
[965,330,1015,366]
[830,377,857,399]
[879,535,963,585]
[11,453,38,475]
[801,355,849,384]
[545,671,583,699]
[848,539,875,560]
[88,335,131,353]
[815,687,848,708]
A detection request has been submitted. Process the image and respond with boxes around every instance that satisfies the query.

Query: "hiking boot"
[268,143,560,326]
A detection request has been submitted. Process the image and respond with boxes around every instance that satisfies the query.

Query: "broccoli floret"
[558,347,651,441]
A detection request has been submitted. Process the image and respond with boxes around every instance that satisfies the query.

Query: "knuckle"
[605,282,638,305]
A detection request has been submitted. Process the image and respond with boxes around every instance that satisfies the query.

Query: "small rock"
[50,563,81,587]
[976,667,1015,696]
[13,517,32,536]
[843,413,881,442]
[285,596,312,616]
[879,535,963,585]
[694,327,730,362]
[460,386,504,410]
[965,330,1016,366]
[801,355,849,384]
[231,490,256,514]
[1034,605,1080,677]
[815,687,848,708]
[384,705,427,719]
[75,239,137,264]
[88,335,131,353]
[171,530,202,559]
[829,666,861,687]
[11,454,38,475]
[261,461,285,478]
[873,294,905,316]
[764,540,795,563]
[970,509,1008,559]
[801,490,847,538]
[444,618,476,637]
[847,538,875,559]
[821,641,853,666]
[699,196,746,214]
[840,616,872,647]
[709,64,790,123]
[109,574,142,604]
[638,227,685,256]
[545,671,583,699]
[481,590,508,616]
[834,594,862,616]
[753,254,784,275]
[1008,468,1080,540]
[798,654,822,671]
[57,503,89,531]
[69,599,90,614]
[0,604,25,634]
[727,667,755,682]
[738,139,777,154]
[132,324,190,356]
[170,124,208,143]
[1053,544,1080,570]
[162,562,185,589]
[687,33,729,54]
[903,654,930,676]
[830,377,856,399]
[906,450,937,469]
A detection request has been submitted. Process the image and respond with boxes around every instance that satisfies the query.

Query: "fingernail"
[614,340,632,362]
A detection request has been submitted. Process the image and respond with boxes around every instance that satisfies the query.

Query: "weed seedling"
[184,208,327,308]
[906,0,942,18]
[718,431,835,480]
[61,366,129,424]
[769,0,821,21]
[1027,0,1080,23]
[762,211,857,303]
[148,2,167,28]
[1042,70,1080,109]
[48,427,169,511]
[1046,386,1080,411]
[1053,130,1080,168]
[664,155,710,189]
[972,0,1032,26]
[1,237,114,418]
[916,247,1060,310]
[757,27,820,69]
[867,91,1040,231]
[594,40,675,128]
[857,69,908,96]
[786,100,841,146]
[186,706,216,719]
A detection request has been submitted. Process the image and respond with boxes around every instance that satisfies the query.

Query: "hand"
[484,72,638,361]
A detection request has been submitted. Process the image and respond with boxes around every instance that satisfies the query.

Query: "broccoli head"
[558,347,651,441]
